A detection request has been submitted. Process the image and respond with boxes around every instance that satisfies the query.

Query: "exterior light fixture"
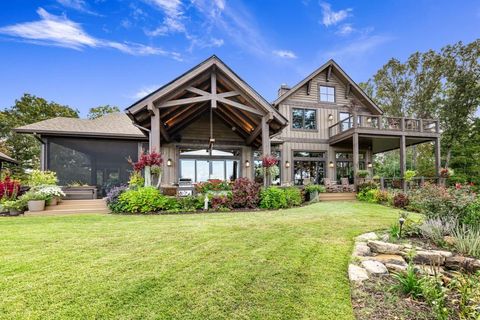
[329,161,334,168]
[368,162,373,168]
[399,217,406,238]
[328,114,333,121]
[167,158,172,167]
[285,161,290,168]
[245,160,250,168]
[367,117,372,123]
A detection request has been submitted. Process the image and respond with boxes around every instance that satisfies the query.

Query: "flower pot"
[309,191,319,203]
[28,200,45,212]
[49,197,58,206]
[9,209,24,216]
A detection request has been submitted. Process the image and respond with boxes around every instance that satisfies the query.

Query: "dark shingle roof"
[0,151,17,164]
[14,112,146,139]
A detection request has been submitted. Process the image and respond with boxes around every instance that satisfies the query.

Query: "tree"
[0,94,79,176]
[87,105,120,119]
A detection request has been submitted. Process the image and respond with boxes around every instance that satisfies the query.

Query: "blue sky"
[0,0,479,117]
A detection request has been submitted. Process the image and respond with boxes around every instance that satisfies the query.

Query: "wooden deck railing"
[376,177,440,190]
[328,115,440,138]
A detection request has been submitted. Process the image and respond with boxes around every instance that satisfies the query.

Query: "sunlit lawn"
[0,201,400,319]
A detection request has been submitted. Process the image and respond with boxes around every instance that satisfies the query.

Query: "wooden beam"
[400,135,407,191]
[216,106,253,133]
[186,86,210,96]
[217,97,264,116]
[160,123,171,143]
[168,104,210,135]
[168,102,209,131]
[150,103,161,152]
[218,104,255,131]
[158,95,212,108]
[217,91,241,98]
[326,65,332,82]
[353,132,359,187]
[306,80,312,95]
[246,125,262,145]
[213,110,248,139]
[211,71,217,109]
[345,83,351,99]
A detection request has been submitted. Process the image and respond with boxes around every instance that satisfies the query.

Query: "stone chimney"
[277,83,290,97]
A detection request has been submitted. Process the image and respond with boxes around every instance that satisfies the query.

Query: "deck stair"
[319,192,357,201]
[26,199,110,215]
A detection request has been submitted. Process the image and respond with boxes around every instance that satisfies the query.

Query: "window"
[253,150,281,185]
[292,108,317,130]
[320,86,335,102]
[339,112,352,131]
[335,152,365,184]
[292,151,327,185]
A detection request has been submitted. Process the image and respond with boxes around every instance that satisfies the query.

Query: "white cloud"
[132,85,160,99]
[273,50,297,59]
[145,0,185,36]
[56,0,99,15]
[336,24,355,35]
[0,8,180,59]
[320,2,352,27]
[324,35,391,60]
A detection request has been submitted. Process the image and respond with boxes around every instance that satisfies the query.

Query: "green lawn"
[0,202,400,320]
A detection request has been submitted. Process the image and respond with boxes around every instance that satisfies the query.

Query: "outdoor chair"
[340,178,355,192]
[323,178,340,193]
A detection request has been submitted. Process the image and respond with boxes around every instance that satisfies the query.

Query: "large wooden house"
[16,55,440,196]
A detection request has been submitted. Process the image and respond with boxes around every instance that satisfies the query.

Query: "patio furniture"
[324,178,340,193]
[340,178,355,192]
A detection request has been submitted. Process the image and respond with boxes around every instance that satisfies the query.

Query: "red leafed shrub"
[231,178,260,209]
[0,176,21,200]
[129,149,163,172]
[210,195,232,211]
[393,193,409,209]
[261,154,278,168]
[195,179,231,193]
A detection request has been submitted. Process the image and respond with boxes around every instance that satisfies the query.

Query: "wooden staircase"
[26,199,110,216]
[319,192,357,201]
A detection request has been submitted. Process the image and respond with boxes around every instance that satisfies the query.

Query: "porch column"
[434,136,441,177]
[400,135,407,191]
[150,104,161,153]
[262,115,271,187]
[353,132,359,187]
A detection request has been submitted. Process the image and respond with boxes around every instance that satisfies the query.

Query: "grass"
[0,201,400,320]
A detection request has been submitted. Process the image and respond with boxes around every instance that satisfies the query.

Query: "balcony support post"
[400,134,407,192]
[353,132,359,187]
[435,136,441,182]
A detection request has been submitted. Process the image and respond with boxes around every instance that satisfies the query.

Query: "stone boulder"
[385,263,407,273]
[352,242,371,257]
[445,255,480,272]
[356,232,378,242]
[367,240,404,255]
[348,264,369,282]
[413,251,445,265]
[415,264,444,276]
[371,254,407,266]
[361,260,388,276]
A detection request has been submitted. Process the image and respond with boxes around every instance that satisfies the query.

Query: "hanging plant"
[261,154,279,186]
[129,149,164,187]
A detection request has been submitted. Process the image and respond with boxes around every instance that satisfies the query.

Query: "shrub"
[128,171,144,189]
[449,272,480,319]
[1,199,27,211]
[304,184,326,194]
[357,189,378,203]
[404,170,417,182]
[357,181,378,193]
[283,187,302,207]
[462,198,480,228]
[373,189,389,203]
[356,169,369,178]
[178,196,204,212]
[452,226,480,259]
[260,187,287,209]
[117,187,167,214]
[231,178,260,209]
[393,193,409,208]
[195,179,231,194]
[419,218,456,246]
[0,176,21,200]
[106,185,128,212]
[420,276,449,320]
[210,195,232,211]
[28,170,58,186]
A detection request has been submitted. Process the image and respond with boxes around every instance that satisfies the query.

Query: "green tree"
[0,94,79,175]
[87,105,120,119]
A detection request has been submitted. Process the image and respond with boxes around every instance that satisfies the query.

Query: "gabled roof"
[273,59,383,115]
[126,55,287,125]
[0,151,17,164]
[14,112,146,139]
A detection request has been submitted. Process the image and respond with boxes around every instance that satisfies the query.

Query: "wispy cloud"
[0,8,181,59]
[56,0,100,16]
[273,50,297,59]
[323,35,391,60]
[131,84,160,99]
[144,0,185,36]
[336,23,354,35]
[320,2,352,27]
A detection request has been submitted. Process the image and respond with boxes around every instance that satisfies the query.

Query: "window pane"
[304,110,316,129]
[196,160,209,182]
[327,87,335,95]
[326,94,334,102]
[292,109,304,129]
[294,161,324,185]
[320,94,328,101]
[293,151,325,158]
[320,86,327,94]
[211,160,225,180]
[180,160,195,181]
[226,160,238,181]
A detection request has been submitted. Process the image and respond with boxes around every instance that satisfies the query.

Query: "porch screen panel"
[47,137,139,196]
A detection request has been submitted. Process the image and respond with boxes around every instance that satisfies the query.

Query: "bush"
[210,195,232,211]
[452,226,480,259]
[357,169,369,178]
[106,185,128,212]
[28,170,58,186]
[260,187,287,209]
[128,171,144,189]
[116,187,167,214]
[284,187,302,207]
[231,178,260,209]
[373,189,389,203]
[304,184,326,194]
[357,181,378,193]
[195,179,231,193]
[356,189,378,203]
[419,218,456,245]
[463,199,480,228]
[0,176,21,200]
[393,193,409,209]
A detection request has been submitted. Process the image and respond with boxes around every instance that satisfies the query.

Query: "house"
[15,55,441,196]
[0,151,17,170]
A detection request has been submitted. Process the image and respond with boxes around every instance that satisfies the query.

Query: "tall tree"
[87,105,120,119]
[0,94,79,175]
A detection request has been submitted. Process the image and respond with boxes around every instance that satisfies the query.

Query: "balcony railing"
[328,115,440,138]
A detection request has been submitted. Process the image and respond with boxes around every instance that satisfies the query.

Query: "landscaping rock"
[443,236,456,246]
[385,263,407,273]
[371,254,407,266]
[367,241,404,255]
[380,233,389,242]
[431,250,453,259]
[349,264,369,282]
[445,255,480,272]
[361,260,388,275]
[356,232,378,242]
[413,251,445,265]
[352,243,371,257]
[415,265,444,276]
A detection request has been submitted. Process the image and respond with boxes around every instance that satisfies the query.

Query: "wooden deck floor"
[26,199,110,216]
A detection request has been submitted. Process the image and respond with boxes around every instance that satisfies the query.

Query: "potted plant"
[2,199,27,216]
[356,169,369,184]
[304,184,326,202]
[261,154,279,187]
[34,185,65,206]
[129,149,163,187]
[21,191,50,212]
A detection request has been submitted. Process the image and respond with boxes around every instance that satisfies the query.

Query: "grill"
[177,178,194,197]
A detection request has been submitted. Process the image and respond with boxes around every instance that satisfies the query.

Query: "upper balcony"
[328,115,440,143]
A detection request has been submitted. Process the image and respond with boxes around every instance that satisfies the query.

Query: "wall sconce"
[328,114,333,121]
[329,161,334,168]
[245,160,250,168]
[285,161,290,168]
[367,117,372,123]
[368,162,373,168]
[167,158,173,167]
